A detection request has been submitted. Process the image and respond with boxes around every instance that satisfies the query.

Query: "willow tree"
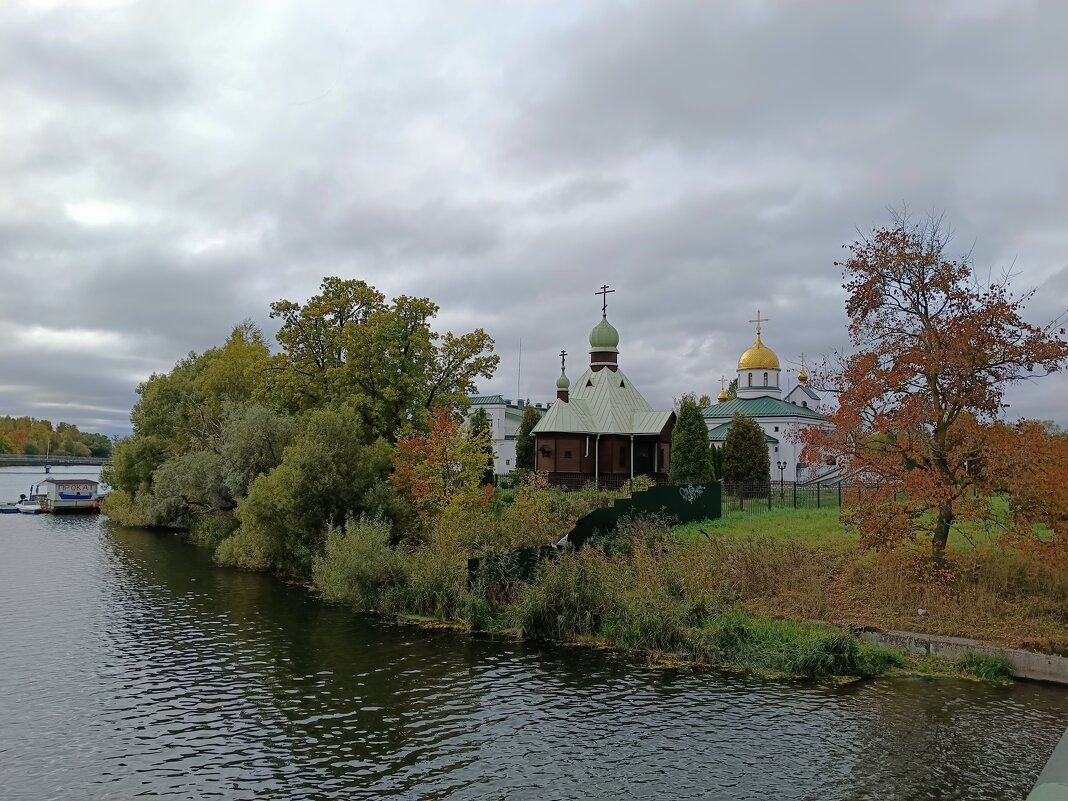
[802,214,1068,562]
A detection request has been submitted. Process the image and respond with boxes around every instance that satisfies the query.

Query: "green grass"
[956,650,1014,681]
[673,508,853,549]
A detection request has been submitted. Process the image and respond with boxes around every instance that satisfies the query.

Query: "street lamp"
[776,460,787,490]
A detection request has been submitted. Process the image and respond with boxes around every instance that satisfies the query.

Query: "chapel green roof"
[702,395,825,421]
[707,421,779,444]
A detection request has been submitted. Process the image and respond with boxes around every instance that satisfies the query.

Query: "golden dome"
[737,332,780,370]
[797,365,808,383]
[716,389,729,403]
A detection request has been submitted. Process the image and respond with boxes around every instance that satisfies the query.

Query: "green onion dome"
[556,370,570,390]
[589,316,619,353]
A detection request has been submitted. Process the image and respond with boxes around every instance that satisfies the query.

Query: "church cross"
[560,349,568,371]
[719,375,727,392]
[596,284,615,317]
[748,309,769,334]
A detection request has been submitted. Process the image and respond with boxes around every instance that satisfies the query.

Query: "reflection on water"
[1,467,1065,800]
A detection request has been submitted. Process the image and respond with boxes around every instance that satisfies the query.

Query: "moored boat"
[29,478,102,514]
[0,502,18,514]
[16,499,42,514]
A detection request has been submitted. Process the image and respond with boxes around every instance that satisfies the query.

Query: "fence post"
[793,482,797,508]
[817,482,821,509]
[767,480,772,511]
[838,484,842,507]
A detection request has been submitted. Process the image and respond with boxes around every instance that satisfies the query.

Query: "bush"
[189,511,238,547]
[402,544,467,620]
[956,650,1013,681]
[697,609,904,678]
[312,516,409,613]
[100,490,149,527]
[521,550,622,640]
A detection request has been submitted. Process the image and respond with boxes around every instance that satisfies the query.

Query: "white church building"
[703,312,833,484]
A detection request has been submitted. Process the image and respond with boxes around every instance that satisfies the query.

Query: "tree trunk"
[932,501,953,563]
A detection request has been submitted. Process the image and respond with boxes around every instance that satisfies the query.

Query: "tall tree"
[802,213,1068,562]
[514,405,541,470]
[391,406,492,520]
[0,431,13,454]
[669,395,713,484]
[263,279,498,439]
[722,413,770,485]
[468,407,495,485]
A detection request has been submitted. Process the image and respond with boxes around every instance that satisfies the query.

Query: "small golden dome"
[797,365,808,383]
[717,389,729,403]
[737,333,780,370]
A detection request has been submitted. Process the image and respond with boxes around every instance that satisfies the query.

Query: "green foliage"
[219,405,295,498]
[697,610,904,678]
[263,278,498,439]
[956,650,1013,681]
[0,415,112,458]
[722,413,770,484]
[104,435,169,495]
[219,405,394,576]
[669,395,713,484]
[514,405,540,470]
[99,490,149,527]
[312,516,409,612]
[710,444,724,480]
[468,407,495,484]
[146,450,233,528]
[521,550,622,640]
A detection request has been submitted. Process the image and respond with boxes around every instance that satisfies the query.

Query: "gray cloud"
[1,0,1066,435]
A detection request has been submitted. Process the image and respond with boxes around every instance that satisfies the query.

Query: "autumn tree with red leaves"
[391,406,492,521]
[802,214,1068,562]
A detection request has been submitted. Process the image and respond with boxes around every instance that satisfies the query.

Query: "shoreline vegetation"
[97,274,1068,685]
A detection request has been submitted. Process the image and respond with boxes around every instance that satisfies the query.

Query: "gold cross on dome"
[748,310,768,334]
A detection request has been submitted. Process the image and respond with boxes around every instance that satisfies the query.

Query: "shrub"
[956,650,1013,681]
[312,516,409,613]
[100,490,149,527]
[402,544,467,620]
[521,550,622,640]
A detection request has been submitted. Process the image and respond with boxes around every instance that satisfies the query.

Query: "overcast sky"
[2,0,1067,435]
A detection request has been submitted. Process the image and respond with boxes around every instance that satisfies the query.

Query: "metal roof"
[707,421,779,444]
[703,395,826,421]
[469,395,505,405]
[532,367,673,436]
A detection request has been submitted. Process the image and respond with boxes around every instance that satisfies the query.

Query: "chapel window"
[748,373,752,387]
[763,372,768,385]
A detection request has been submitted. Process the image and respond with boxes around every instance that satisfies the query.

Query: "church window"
[586,379,593,387]
[505,459,510,466]
[774,426,779,432]
[775,446,779,453]
[802,401,808,408]
[763,372,768,385]
[747,373,752,387]
[620,379,626,388]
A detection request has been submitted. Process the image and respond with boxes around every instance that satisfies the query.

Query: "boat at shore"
[27,477,103,514]
[16,498,42,514]
[1,501,18,514]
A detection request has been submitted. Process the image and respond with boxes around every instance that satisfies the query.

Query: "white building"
[467,395,550,476]
[703,313,834,484]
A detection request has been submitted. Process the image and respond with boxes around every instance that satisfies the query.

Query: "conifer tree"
[669,395,712,484]
[514,405,541,471]
[722,413,770,486]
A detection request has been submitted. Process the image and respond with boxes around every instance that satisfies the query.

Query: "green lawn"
[673,507,853,549]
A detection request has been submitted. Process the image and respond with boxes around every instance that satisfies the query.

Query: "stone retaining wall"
[857,628,1068,685]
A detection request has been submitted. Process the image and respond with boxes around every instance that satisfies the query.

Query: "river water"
[1,467,1066,800]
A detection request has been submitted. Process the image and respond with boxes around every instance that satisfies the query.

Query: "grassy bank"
[309,515,911,679]
[676,509,1068,654]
